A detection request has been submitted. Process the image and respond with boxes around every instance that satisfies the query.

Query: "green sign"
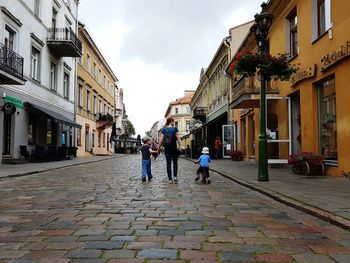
[3,96,25,109]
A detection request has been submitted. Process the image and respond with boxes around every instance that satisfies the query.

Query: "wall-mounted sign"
[291,64,316,87]
[321,41,350,71]
[2,103,16,115]
[3,96,25,109]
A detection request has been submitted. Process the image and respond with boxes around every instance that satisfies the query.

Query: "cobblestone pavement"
[0,155,349,263]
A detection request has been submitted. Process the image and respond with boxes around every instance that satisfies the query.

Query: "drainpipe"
[73,0,79,148]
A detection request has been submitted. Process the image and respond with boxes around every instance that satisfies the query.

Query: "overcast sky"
[79,0,262,136]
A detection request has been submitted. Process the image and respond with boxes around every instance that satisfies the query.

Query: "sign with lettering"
[3,96,25,109]
[321,41,350,71]
[291,64,316,87]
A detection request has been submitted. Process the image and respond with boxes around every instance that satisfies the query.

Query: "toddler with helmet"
[194,147,211,184]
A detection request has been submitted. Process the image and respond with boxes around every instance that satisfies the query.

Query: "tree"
[124,120,135,137]
[145,131,152,137]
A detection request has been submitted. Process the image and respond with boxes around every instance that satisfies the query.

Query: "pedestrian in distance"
[194,146,211,184]
[158,117,181,184]
[141,136,158,182]
[214,137,222,160]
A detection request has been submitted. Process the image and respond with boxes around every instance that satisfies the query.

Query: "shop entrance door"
[3,114,11,155]
[222,125,235,158]
[266,96,291,164]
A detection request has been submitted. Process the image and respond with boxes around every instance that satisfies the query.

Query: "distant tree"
[124,120,135,137]
[145,131,152,138]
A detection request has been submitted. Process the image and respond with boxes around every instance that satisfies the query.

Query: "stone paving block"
[255,253,294,262]
[138,249,177,260]
[46,235,78,242]
[208,236,244,243]
[202,242,234,252]
[66,249,102,259]
[126,241,163,249]
[24,250,66,258]
[330,254,350,263]
[105,230,133,236]
[46,241,85,250]
[172,236,207,242]
[147,260,186,263]
[309,245,350,254]
[185,230,212,236]
[78,235,110,241]
[180,250,216,261]
[134,230,158,236]
[234,244,275,254]
[84,241,124,249]
[70,259,106,263]
[110,235,136,241]
[219,252,254,262]
[164,241,201,249]
[74,229,107,236]
[0,251,28,259]
[7,260,36,263]
[38,258,70,263]
[103,249,136,259]
[292,253,336,263]
[21,242,48,251]
[0,242,26,250]
[137,236,172,242]
[107,259,144,263]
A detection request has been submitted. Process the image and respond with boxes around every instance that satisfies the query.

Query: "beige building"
[76,23,118,156]
[164,91,195,149]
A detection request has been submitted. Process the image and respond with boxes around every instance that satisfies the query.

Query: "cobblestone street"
[0,155,349,263]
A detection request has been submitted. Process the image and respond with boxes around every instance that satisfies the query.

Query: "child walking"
[195,147,211,184]
[141,136,158,182]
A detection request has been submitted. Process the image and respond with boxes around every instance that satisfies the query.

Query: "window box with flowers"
[288,152,325,176]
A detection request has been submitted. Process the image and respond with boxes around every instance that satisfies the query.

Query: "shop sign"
[3,96,25,109]
[291,64,316,87]
[321,41,350,71]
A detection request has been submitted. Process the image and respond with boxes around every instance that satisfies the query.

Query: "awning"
[25,102,82,128]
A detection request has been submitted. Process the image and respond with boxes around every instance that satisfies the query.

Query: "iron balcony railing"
[0,43,24,80]
[47,27,82,53]
[97,112,114,122]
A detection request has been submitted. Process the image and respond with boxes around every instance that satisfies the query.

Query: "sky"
[79,0,263,136]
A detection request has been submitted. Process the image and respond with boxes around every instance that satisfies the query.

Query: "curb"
[0,154,127,180]
[182,156,350,231]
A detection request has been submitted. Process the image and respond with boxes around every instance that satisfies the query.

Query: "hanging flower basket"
[229,52,298,81]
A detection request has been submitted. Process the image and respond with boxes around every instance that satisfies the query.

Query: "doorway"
[290,91,301,154]
[241,118,246,157]
[248,114,255,159]
[3,114,11,155]
[85,125,90,152]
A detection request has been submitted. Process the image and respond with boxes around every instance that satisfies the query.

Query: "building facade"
[76,23,117,156]
[164,91,195,150]
[189,39,231,159]
[227,0,350,176]
[0,0,81,163]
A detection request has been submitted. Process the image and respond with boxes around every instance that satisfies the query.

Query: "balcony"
[193,107,207,121]
[0,43,25,85]
[47,28,82,57]
[96,113,114,130]
[230,76,279,109]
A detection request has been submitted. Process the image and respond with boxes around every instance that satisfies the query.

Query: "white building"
[0,0,81,163]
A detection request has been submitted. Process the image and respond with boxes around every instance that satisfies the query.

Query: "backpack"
[163,129,174,148]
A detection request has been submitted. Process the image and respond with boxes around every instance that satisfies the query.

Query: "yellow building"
[227,0,350,176]
[76,23,118,156]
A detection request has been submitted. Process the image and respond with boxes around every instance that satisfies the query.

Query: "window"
[104,103,107,113]
[86,54,91,73]
[46,119,53,144]
[103,132,106,147]
[175,108,179,114]
[28,117,35,144]
[52,8,57,29]
[63,72,70,98]
[107,80,110,92]
[50,62,57,91]
[98,98,102,113]
[98,69,102,83]
[77,128,81,146]
[4,26,15,51]
[86,89,91,111]
[34,0,40,17]
[317,0,331,36]
[103,76,106,89]
[30,46,40,81]
[93,94,97,114]
[78,83,83,107]
[186,121,190,132]
[318,77,337,163]
[93,62,97,79]
[287,8,298,57]
[186,106,191,114]
[91,130,95,147]
[98,132,101,147]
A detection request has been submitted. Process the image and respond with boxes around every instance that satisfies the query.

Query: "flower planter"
[229,150,244,161]
[288,153,325,176]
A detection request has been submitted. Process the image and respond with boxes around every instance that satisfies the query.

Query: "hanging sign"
[321,41,350,71]
[3,96,25,109]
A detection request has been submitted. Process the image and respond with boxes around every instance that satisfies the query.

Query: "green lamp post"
[250,2,274,182]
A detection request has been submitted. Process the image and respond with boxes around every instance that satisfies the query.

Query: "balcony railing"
[230,76,279,108]
[47,28,82,57]
[0,43,25,84]
[193,107,207,120]
[97,112,114,123]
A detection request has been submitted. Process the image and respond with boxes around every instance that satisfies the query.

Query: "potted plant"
[229,150,244,161]
[288,152,325,176]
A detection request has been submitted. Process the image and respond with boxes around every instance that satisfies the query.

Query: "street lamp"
[250,2,274,182]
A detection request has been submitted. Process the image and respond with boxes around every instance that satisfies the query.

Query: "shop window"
[77,128,81,146]
[98,132,101,147]
[287,7,298,58]
[46,119,53,145]
[28,117,35,144]
[318,77,337,164]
